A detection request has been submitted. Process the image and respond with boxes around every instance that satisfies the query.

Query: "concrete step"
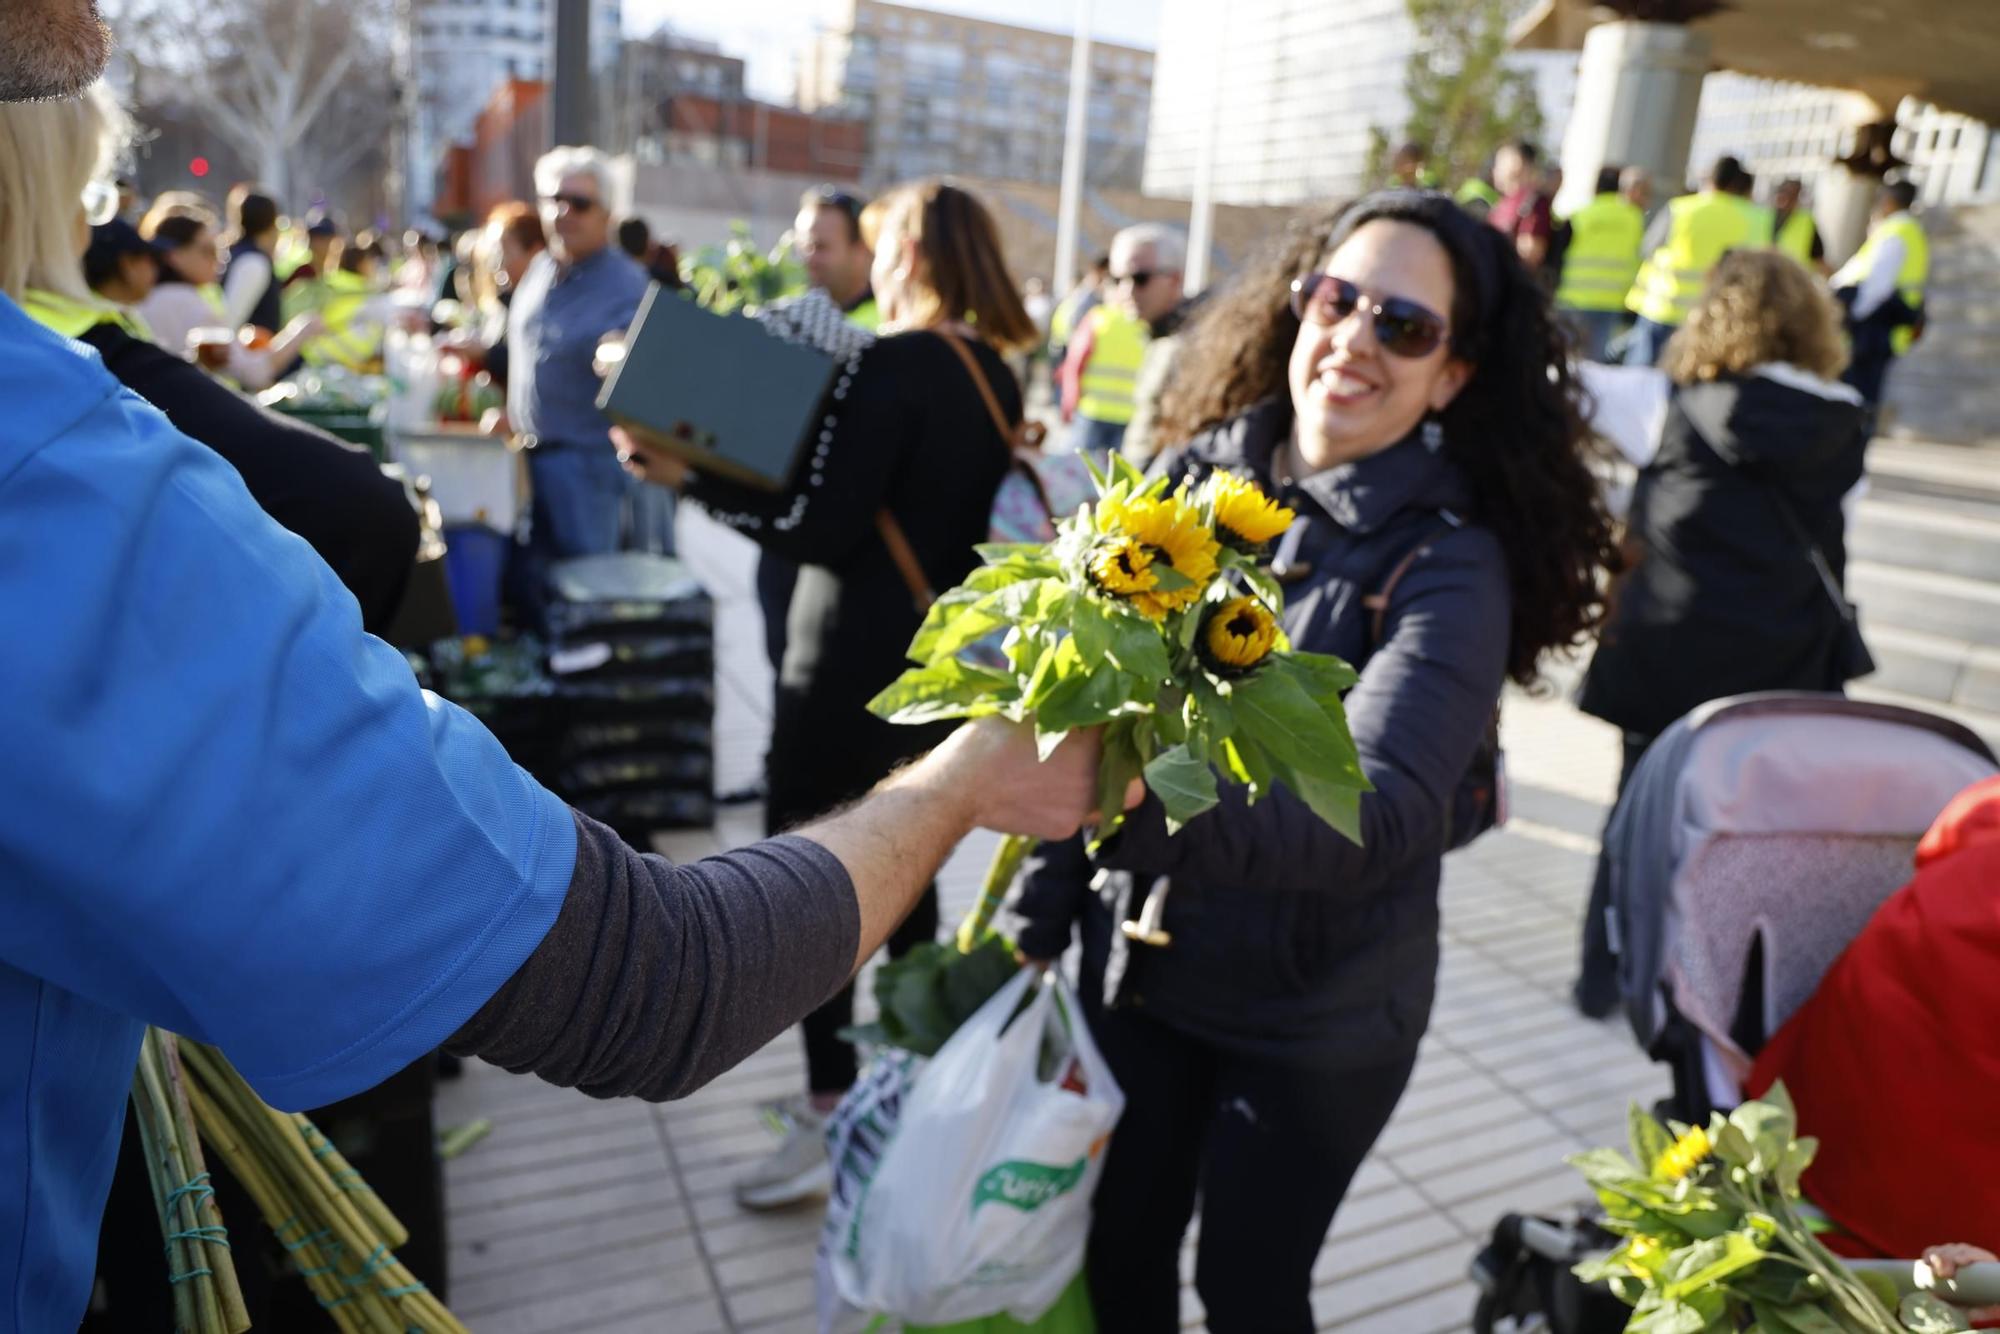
[1855,622,2000,717]
[1849,498,2000,582]
[1849,560,2000,647]
[1865,439,2000,510]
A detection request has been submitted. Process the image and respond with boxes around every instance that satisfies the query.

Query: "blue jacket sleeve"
[1097,525,1511,893]
[0,375,576,1111]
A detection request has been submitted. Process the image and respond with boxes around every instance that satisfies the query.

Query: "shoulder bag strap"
[1362,517,1462,650]
[874,332,1032,613]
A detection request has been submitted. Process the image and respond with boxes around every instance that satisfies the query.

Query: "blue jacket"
[1011,399,1510,1068]
[0,294,575,1329]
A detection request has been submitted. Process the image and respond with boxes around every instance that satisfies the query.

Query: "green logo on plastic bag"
[971,1157,1088,1215]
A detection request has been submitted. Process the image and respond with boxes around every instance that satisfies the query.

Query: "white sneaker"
[733,1095,833,1211]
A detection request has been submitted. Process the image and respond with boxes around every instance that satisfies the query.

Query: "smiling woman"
[1010,189,1619,1332]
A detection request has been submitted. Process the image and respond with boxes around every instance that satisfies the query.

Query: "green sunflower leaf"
[1146,563,1195,594]
[1070,596,1115,669]
[1144,743,1220,831]
[867,659,1015,724]
[1033,659,1135,734]
[1283,650,1362,703]
[1106,610,1173,685]
[1093,720,1146,838]
[1233,667,1368,790]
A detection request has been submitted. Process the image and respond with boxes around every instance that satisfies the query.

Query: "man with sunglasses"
[1060,223,1186,457]
[507,145,653,598]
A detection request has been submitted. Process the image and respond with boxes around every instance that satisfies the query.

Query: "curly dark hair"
[1156,191,1619,686]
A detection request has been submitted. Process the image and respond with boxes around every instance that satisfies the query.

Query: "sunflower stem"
[956,833,1038,952]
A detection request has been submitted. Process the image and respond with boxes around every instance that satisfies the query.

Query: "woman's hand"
[1923,1244,2000,1321]
[613,425,691,490]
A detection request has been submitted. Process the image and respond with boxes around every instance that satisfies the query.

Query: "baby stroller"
[1471,692,2000,1333]
[1597,692,1995,1123]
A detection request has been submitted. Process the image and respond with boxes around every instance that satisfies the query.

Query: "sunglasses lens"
[1377,303,1444,357]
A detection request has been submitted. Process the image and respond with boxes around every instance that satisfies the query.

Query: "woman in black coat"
[616,180,1043,1209]
[1571,249,1872,1015]
[1010,192,1620,1332]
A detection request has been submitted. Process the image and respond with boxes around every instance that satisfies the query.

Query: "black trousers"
[1573,729,1658,1016]
[767,710,941,1096]
[1080,999,1418,1333]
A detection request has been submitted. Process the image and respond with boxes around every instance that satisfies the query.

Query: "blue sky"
[623,0,1163,101]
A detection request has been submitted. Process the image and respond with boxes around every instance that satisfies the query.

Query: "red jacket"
[1746,775,2000,1257]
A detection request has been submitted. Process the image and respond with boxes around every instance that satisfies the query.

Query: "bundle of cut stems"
[147,1032,470,1334]
[131,1028,250,1334]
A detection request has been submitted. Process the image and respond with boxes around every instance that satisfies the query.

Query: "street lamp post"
[1052,0,1094,295]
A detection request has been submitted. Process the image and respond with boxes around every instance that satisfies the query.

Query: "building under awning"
[1513,0,2000,126]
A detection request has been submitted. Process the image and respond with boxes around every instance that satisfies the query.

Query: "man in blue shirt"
[507,146,653,568]
[0,18,1115,1328]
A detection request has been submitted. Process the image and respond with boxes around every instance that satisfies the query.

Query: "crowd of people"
[1,2,1987,1331]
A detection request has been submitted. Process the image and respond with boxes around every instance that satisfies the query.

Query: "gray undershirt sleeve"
[447,810,861,1101]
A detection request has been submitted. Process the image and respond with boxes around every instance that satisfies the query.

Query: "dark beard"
[0,0,112,103]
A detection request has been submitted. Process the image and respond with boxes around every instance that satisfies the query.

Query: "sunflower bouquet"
[1568,1085,1979,1334]
[845,456,1370,1053]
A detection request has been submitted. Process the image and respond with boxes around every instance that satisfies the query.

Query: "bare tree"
[107,0,396,211]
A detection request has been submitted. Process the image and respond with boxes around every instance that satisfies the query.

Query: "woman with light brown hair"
[618,179,1039,1210]
[1573,247,1873,1015]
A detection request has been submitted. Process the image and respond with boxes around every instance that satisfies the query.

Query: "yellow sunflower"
[1205,472,1295,552]
[1088,537,1156,596]
[1653,1125,1713,1181]
[1089,491,1220,620]
[1201,596,1279,672]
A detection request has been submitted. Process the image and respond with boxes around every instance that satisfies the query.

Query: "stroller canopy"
[1604,694,1996,1081]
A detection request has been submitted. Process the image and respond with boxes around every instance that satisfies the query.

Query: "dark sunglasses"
[1113,270,1156,288]
[544,191,599,213]
[1289,273,1449,359]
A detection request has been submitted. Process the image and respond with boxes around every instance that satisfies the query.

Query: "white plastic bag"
[825,968,1124,1327]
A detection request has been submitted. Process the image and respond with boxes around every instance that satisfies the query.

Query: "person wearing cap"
[82,216,161,315]
[283,214,384,373]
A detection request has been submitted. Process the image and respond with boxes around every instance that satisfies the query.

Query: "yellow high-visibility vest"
[1076,304,1148,426]
[1842,214,1931,356]
[1555,194,1646,314]
[1774,209,1818,266]
[293,269,382,372]
[1627,192,1776,327]
[846,296,881,332]
[21,288,150,340]
[1455,179,1500,211]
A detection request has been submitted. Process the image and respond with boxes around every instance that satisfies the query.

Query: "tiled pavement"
[434,509,1669,1332]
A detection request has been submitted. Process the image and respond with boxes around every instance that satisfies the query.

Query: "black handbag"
[1768,488,1876,683]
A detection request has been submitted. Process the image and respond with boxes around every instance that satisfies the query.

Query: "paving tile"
[452,1241,715,1320]
[725,1271,820,1328]
[1313,1208,1469,1284]
[444,1146,678,1214]
[1325,1281,1482,1334]
[450,1203,698,1286]
[1310,1239,1479,1326]
[461,1262,721,1334]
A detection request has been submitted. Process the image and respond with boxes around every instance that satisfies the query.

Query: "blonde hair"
[0,82,129,303]
[1664,249,1849,384]
[867,180,1037,354]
